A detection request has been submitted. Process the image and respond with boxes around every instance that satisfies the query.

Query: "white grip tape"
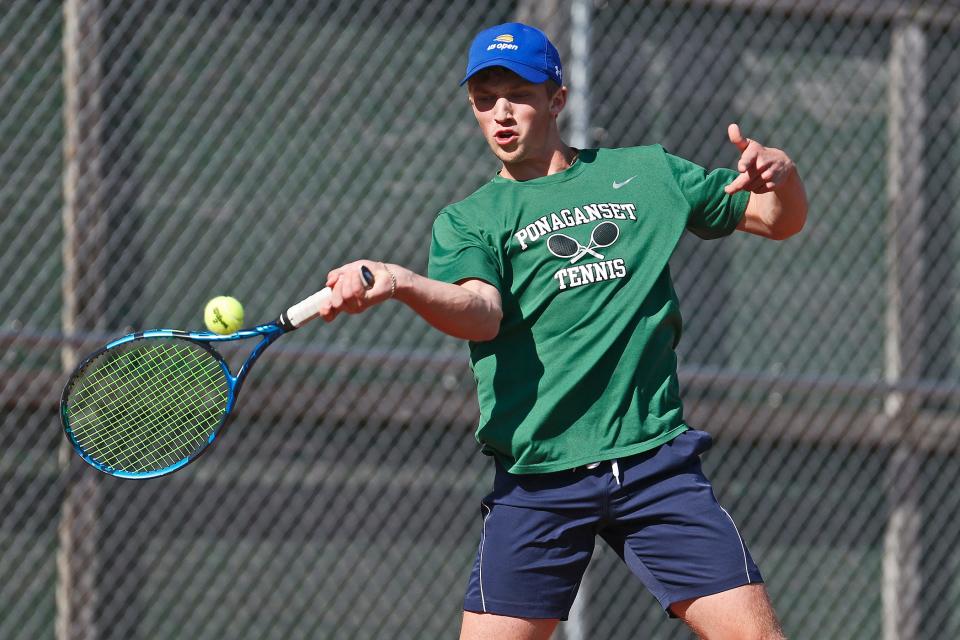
[285,287,332,328]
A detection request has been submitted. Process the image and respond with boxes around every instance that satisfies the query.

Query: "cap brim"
[460,59,550,86]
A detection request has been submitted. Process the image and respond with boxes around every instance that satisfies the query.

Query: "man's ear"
[550,86,568,117]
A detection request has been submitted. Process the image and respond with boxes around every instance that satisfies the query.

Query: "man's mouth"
[494,129,518,146]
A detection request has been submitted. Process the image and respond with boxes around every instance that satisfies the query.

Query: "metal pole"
[882,20,926,640]
[568,0,592,149]
[58,1,106,638]
[563,2,593,637]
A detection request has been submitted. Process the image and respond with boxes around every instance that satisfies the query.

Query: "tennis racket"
[547,233,603,261]
[546,221,620,264]
[59,266,374,479]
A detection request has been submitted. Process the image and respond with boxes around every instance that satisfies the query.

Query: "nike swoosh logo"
[612,176,637,189]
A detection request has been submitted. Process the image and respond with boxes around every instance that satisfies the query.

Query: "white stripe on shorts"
[479,502,492,612]
[719,505,750,582]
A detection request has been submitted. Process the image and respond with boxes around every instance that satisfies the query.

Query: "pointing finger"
[733,171,770,194]
[724,172,751,194]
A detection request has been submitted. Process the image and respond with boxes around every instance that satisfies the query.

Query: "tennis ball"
[204,296,244,334]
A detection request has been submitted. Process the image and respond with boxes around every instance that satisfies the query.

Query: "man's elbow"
[768,207,807,240]
[470,310,503,342]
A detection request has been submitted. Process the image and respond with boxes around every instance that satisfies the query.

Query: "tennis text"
[553,259,627,291]
[514,202,638,250]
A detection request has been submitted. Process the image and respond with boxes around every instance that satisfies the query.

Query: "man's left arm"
[724,123,808,240]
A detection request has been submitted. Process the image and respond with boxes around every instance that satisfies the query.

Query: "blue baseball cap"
[461,22,563,87]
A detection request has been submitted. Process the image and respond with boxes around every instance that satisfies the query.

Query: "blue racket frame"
[60,322,288,479]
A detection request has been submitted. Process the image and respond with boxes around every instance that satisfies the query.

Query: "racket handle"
[279,266,375,330]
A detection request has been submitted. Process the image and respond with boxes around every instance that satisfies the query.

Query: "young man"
[320,22,806,640]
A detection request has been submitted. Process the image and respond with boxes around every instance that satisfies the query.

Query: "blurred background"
[2,0,960,638]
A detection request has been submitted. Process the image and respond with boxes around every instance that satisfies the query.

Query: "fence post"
[568,0,592,149]
[565,2,593,638]
[59,1,107,638]
[883,19,926,640]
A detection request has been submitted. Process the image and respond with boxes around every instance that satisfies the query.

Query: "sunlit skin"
[467,68,578,181]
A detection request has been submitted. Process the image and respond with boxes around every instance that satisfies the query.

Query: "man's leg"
[670,584,785,640]
[600,432,775,635]
[461,461,603,638]
[460,612,559,640]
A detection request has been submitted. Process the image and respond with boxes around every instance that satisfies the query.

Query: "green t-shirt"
[428,145,748,474]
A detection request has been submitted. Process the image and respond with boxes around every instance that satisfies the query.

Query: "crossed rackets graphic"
[546,221,620,263]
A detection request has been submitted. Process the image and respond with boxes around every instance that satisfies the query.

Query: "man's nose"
[493,97,513,121]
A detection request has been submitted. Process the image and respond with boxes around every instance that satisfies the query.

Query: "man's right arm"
[320,260,503,342]
[394,267,502,341]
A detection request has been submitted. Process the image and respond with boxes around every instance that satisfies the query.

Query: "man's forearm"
[391,266,503,342]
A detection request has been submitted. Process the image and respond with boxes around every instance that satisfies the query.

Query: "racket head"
[591,221,620,247]
[60,332,234,479]
[547,233,580,258]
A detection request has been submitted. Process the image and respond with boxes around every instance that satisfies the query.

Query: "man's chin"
[490,143,523,164]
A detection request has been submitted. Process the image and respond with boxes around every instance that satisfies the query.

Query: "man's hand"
[724,123,808,239]
[724,123,796,195]
[321,260,395,322]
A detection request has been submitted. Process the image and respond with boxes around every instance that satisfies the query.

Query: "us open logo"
[487,33,519,51]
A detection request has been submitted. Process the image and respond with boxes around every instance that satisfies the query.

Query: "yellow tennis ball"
[204,296,244,334]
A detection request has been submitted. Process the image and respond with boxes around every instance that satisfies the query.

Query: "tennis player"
[321,22,806,640]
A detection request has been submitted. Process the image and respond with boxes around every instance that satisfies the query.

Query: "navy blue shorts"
[463,430,763,620]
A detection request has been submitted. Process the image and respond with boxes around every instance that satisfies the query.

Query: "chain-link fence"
[2,1,960,638]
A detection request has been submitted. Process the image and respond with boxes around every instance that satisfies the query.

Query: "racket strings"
[72,348,224,472]
[77,344,219,457]
[591,221,619,246]
[547,234,580,258]
[71,347,214,469]
[82,343,226,469]
[66,339,229,473]
[73,344,206,441]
